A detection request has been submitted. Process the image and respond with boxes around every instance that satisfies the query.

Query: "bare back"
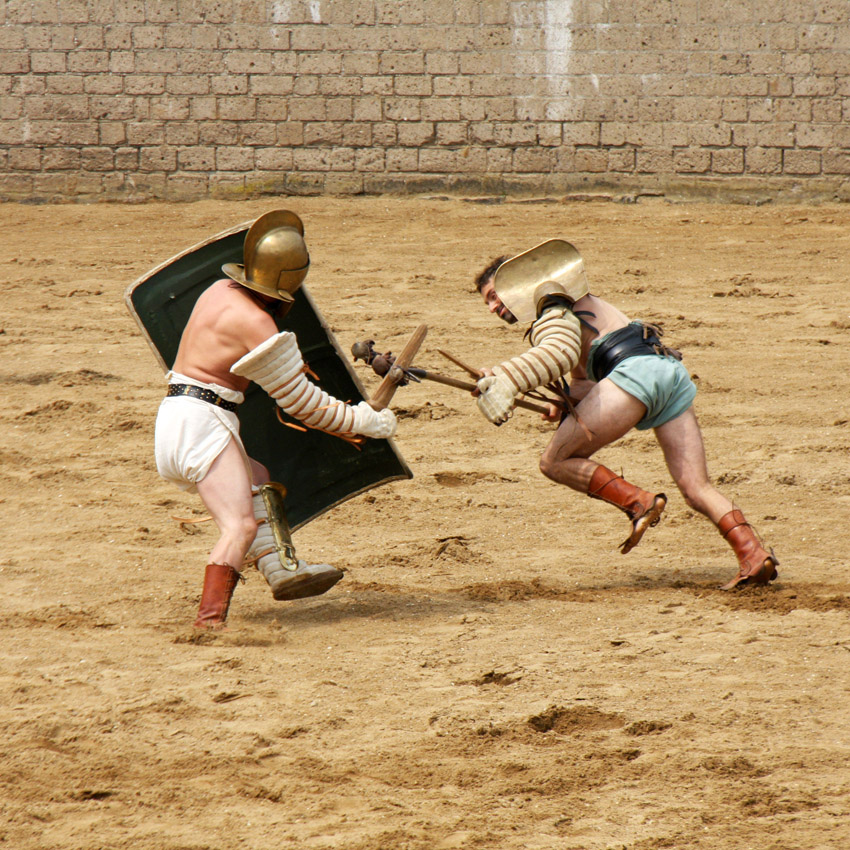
[571,293,632,379]
[172,280,279,391]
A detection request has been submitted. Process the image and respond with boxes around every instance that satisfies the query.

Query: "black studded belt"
[167,383,239,412]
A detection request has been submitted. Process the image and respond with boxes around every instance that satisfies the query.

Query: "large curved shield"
[124,221,412,531]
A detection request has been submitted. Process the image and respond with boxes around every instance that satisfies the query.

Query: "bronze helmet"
[222,209,310,302]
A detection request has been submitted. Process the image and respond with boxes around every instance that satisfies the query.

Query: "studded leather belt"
[167,383,239,412]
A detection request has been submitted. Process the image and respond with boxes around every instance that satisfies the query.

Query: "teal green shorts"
[605,354,697,430]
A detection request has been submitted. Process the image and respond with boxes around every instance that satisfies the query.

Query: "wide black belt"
[167,383,239,412]
[588,324,667,383]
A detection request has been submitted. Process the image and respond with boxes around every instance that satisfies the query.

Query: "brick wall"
[2,0,849,202]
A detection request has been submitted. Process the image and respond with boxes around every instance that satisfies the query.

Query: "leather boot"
[717,509,778,590]
[194,563,243,629]
[263,559,344,601]
[588,464,667,554]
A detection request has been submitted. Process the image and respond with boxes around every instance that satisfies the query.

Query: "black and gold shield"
[124,221,412,530]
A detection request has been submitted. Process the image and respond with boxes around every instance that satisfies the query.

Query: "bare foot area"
[2,196,849,849]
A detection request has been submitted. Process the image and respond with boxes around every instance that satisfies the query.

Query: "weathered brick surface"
[2,1,850,200]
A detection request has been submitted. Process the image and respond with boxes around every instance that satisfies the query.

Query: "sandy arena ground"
[1,195,849,850]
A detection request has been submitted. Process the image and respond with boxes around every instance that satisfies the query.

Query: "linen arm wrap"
[492,307,581,394]
[231,331,357,433]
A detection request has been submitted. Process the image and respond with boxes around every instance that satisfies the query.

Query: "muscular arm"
[231,304,280,355]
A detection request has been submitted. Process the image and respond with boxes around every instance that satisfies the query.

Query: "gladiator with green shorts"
[471,239,778,590]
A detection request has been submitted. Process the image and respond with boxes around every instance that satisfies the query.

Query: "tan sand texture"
[1,197,849,849]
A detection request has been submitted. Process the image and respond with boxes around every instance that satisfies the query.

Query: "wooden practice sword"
[367,324,428,410]
[403,366,555,416]
[352,340,557,417]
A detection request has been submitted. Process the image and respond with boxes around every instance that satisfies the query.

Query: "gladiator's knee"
[539,449,559,482]
[236,514,261,550]
[679,489,699,512]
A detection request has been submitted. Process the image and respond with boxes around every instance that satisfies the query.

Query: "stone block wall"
[1,0,849,202]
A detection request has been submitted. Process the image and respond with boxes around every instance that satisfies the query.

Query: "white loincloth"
[154,371,250,493]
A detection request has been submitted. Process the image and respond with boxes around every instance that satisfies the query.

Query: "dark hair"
[474,255,509,292]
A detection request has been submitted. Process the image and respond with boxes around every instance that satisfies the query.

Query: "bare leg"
[653,407,733,523]
[539,379,647,489]
[540,379,665,553]
[655,407,777,588]
[196,438,258,569]
[190,440,260,628]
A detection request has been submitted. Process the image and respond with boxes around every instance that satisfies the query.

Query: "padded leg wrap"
[247,483,344,601]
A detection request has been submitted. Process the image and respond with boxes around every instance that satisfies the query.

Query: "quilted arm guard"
[231,331,359,433]
[492,306,581,395]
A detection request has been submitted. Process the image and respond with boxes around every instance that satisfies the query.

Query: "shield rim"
[124,221,413,531]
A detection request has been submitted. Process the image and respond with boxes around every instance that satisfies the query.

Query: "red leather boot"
[717,510,778,590]
[194,563,244,629]
[588,465,667,554]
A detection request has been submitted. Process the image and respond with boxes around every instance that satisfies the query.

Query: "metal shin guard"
[249,483,343,601]
[257,482,299,572]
